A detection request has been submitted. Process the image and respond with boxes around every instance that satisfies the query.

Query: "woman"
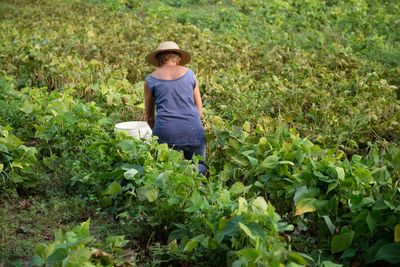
[144,41,207,175]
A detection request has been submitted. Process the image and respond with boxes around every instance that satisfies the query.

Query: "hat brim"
[145,48,191,67]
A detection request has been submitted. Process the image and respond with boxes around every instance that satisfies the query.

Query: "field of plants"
[0,0,399,266]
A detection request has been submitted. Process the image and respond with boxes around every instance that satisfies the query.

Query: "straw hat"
[145,41,191,67]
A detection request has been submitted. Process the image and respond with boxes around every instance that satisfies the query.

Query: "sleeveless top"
[145,69,205,146]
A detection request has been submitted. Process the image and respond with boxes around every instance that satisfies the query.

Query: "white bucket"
[114,121,152,140]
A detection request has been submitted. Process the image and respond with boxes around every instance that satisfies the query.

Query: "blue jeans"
[171,142,208,176]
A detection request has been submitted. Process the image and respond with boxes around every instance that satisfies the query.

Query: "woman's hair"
[155,51,182,66]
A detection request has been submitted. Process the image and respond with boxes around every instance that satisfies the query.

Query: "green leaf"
[251,197,268,215]
[335,167,345,181]
[73,219,91,240]
[242,121,251,132]
[260,155,279,169]
[103,181,122,196]
[294,186,317,215]
[295,197,317,215]
[373,198,388,210]
[231,154,248,166]
[168,224,187,242]
[46,248,68,265]
[124,168,138,180]
[354,165,374,185]
[278,160,294,166]
[237,197,248,214]
[105,235,129,248]
[340,248,356,260]
[0,163,3,172]
[34,243,49,259]
[238,222,256,241]
[247,156,258,166]
[237,248,260,261]
[146,188,159,202]
[331,230,354,253]
[320,260,343,267]
[229,182,245,195]
[366,213,377,233]
[322,215,336,235]
[183,235,204,252]
[327,182,338,194]
[200,236,210,248]
[395,224,400,243]
[29,255,45,267]
[372,243,400,264]
[287,251,307,265]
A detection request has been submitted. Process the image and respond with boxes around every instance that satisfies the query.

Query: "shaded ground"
[0,191,124,266]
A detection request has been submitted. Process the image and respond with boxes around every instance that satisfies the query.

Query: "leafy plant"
[29,220,132,267]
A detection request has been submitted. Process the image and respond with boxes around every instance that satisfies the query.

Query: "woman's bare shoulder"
[178,66,190,73]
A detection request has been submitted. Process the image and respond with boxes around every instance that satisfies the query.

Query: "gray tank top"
[145,69,205,146]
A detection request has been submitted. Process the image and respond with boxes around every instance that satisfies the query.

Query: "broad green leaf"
[29,255,45,267]
[46,248,68,265]
[295,197,317,215]
[260,155,279,169]
[320,261,343,267]
[278,160,294,166]
[373,198,388,210]
[366,213,377,233]
[146,188,159,202]
[105,235,129,248]
[231,154,248,166]
[293,186,316,203]
[251,197,268,215]
[286,263,305,267]
[200,236,210,248]
[237,248,260,261]
[354,165,374,185]
[335,167,345,181]
[103,181,122,196]
[34,243,49,259]
[322,215,336,235]
[232,259,247,267]
[340,248,356,260]
[294,186,317,215]
[372,243,400,264]
[168,225,187,242]
[189,190,202,208]
[10,174,24,183]
[331,230,354,253]
[124,168,139,180]
[238,222,256,241]
[247,156,258,166]
[67,246,92,265]
[157,143,169,162]
[229,182,245,195]
[168,240,178,251]
[242,121,251,132]
[183,235,204,252]
[394,224,400,243]
[237,197,248,214]
[327,182,338,194]
[0,163,3,172]
[287,251,307,265]
[73,219,91,240]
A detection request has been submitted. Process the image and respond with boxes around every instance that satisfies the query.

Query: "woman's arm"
[144,82,155,129]
[193,78,203,116]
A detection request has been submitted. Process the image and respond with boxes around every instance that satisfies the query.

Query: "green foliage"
[0,124,45,190]
[207,121,400,264]
[29,220,132,267]
[0,0,399,265]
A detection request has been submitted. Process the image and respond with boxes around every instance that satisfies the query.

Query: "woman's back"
[145,67,204,146]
